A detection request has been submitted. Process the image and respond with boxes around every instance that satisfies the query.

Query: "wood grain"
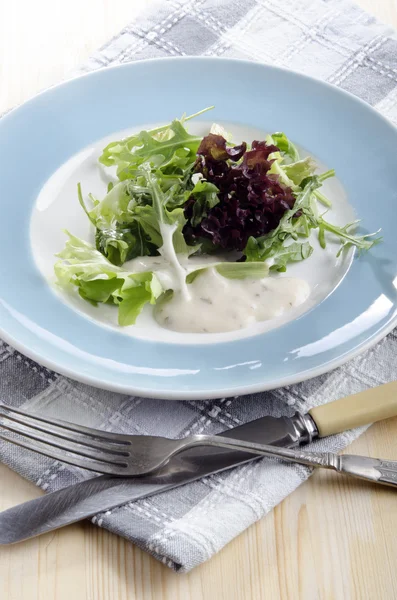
[1,0,397,598]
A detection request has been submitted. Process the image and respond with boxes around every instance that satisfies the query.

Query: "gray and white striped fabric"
[1,0,397,572]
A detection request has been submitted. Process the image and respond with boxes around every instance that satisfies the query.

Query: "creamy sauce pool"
[125,249,310,334]
[155,268,309,333]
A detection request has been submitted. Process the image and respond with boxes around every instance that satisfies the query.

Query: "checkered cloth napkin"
[1,0,397,573]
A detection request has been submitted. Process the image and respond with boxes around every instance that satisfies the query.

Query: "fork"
[2,403,397,488]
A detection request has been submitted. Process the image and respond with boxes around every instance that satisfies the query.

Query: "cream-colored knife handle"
[308,381,397,437]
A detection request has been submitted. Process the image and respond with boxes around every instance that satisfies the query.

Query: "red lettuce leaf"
[197,133,247,162]
[183,135,295,252]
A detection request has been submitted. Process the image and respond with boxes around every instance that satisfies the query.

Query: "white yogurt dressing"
[125,223,310,334]
[155,267,310,333]
[158,222,191,301]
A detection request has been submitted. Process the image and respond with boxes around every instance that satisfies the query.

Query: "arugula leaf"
[78,183,97,226]
[99,109,214,182]
[270,242,313,272]
[185,179,220,227]
[244,176,381,267]
[313,189,332,208]
[312,170,335,208]
[319,219,382,257]
[95,222,158,266]
[318,169,336,183]
[123,121,200,177]
[139,165,198,256]
[79,181,160,265]
[245,177,320,261]
[141,164,168,225]
[55,232,164,325]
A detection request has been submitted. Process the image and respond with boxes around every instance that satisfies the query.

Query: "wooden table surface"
[1,1,397,598]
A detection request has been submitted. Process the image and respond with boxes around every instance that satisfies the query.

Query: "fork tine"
[0,404,131,452]
[0,418,129,471]
[0,431,125,475]
[0,404,130,444]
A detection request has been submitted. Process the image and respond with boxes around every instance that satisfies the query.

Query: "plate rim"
[0,315,395,400]
[4,54,397,136]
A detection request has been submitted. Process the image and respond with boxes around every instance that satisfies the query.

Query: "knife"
[1,381,396,544]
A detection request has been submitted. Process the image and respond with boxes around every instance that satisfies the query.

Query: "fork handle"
[337,455,397,488]
[189,435,397,489]
[189,434,341,469]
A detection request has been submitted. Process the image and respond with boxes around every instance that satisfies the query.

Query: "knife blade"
[1,381,396,544]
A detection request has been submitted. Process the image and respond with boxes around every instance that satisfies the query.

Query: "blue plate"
[0,57,396,400]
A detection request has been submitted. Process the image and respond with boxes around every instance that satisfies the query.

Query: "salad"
[55,107,380,333]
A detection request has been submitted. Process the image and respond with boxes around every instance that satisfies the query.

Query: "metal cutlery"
[2,402,397,489]
[1,380,397,544]
[1,403,316,476]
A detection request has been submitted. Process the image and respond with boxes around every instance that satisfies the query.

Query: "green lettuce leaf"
[78,161,199,266]
[80,181,160,266]
[267,132,300,162]
[283,157,316,186]
[55,232,164,326]
[209,122,233,142]
[186,261,269,284]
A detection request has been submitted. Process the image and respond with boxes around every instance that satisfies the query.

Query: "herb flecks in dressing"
[154,267,310,333]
